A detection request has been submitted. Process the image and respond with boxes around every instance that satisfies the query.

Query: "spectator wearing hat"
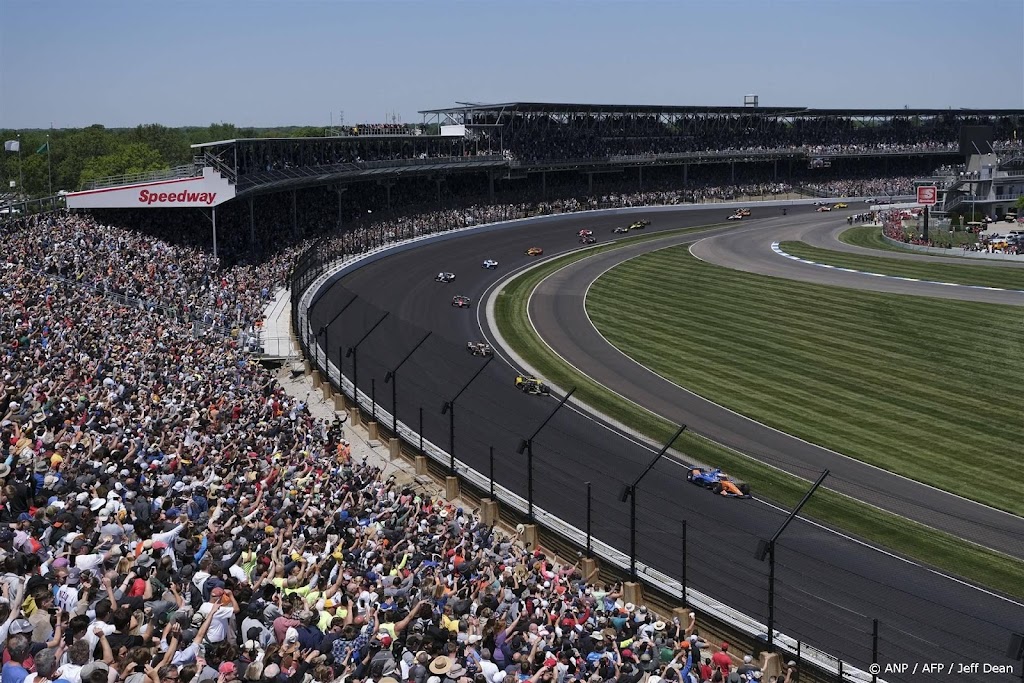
[713,642,732,678]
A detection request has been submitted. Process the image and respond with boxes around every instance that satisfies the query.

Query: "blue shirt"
[2,662,29,683]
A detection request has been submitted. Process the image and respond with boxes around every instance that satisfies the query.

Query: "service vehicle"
[435,272,456,283]
[467,341,493,357]
[686,467,751,498]
[514,374,551,396]
[451,295,471,308]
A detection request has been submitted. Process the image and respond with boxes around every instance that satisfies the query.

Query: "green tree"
[78,143,166,186]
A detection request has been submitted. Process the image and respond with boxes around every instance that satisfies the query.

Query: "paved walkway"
[259,287,301,359]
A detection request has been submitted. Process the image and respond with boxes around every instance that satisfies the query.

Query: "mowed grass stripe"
[597,257,1023,459]
[781,240,1024,290]
[586,245,1024,515]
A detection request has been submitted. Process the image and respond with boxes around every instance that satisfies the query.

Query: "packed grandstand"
[2,103,1023,683]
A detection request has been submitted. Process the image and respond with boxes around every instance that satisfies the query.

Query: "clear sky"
[1,0,1022,129]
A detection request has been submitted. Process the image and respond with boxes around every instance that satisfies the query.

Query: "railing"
[0,194,66,221]
[80,164,199,190]
[203,151,236,183]
[944,194,987,212]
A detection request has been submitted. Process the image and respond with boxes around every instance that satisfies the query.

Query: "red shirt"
[712,651,732,675]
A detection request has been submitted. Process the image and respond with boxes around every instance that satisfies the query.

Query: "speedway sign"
[66,168,236,209]
[916,185,938,206]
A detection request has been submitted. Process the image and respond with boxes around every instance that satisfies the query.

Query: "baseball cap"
[9,618,33,634]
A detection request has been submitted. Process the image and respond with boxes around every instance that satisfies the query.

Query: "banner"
[3,141,19,153]
[65,168,236,209]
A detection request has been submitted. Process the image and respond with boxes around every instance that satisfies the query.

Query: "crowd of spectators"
[800,177,915,198]
[228,112,1024,176]
[0,197,803,683]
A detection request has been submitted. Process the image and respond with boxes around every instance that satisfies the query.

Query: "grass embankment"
[780,240,1024,291]
[840,225,979,254]
[495,233,1024,599]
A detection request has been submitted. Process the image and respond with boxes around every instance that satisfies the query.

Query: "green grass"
[587,247,1024,514]
[780,240,1024,291]
[495,234,1024,599]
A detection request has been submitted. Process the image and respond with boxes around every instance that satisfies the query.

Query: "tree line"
[0,123,332,198]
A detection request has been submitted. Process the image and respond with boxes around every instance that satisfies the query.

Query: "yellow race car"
[525,247,544,256]
[515,374,550,395]
[833,202,848,209]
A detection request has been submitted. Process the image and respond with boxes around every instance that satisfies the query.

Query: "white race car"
[816,206,832,212]
[435,272,456,283]
[482,259,498,269]
[727,212,745,220]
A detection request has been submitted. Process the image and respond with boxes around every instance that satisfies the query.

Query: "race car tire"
[712,483,723,495]
[739,483,751,496]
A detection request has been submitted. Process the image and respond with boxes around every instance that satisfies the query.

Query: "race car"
[451,295,471,308]
[833,202,848,209]
[525,247,544,256]
[482,259,498,269]
[738,208,752,217]
[467,341,493,357]
[514,374,551,396]
[816,206,832,212]
[577,229,594,238]
[435,272,456,283]
[687,467,751,498]
[579,235,597,244]
[629,220,650,230]
[612,226,631,234]
[727,211,745,220]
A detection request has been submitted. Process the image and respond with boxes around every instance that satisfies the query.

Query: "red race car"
[452,295,471,308]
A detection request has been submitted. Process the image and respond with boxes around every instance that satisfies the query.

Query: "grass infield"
[781,240,1024,291]
[495,229,1024,599]
[839,225,983,259]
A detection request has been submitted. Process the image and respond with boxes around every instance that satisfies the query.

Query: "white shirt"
[55,584,80,614]
[197,602,235,643]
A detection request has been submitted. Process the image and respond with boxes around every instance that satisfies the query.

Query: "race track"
[529,211,1024,554]
[307,205,1024,680]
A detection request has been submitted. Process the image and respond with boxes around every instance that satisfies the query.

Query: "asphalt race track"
[529,211,1024,555]
[306,206,1024,680]
[690,217,1024,306]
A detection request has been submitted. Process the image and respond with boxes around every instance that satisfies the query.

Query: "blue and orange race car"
[687,467,752,498]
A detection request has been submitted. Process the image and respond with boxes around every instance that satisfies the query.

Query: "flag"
[36,141,48,154]
[3,140,18,153]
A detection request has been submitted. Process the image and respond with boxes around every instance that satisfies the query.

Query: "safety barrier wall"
[292,198,903,683]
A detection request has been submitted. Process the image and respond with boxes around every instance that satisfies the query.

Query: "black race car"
[435,272,456,283]
[452,295,471,308]
[612,226,630,234]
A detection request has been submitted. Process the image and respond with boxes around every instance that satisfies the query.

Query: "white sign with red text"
[916,186,938,206]
[66,168,236,209]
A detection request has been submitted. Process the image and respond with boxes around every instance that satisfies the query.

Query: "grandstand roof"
[419,102,1024,117]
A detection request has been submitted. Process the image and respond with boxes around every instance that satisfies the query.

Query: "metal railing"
[80,164,199,190]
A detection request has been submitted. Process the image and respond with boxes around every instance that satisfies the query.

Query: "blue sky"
[1,0,1022,129]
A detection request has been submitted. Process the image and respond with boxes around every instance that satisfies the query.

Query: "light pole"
[441,355,493,474]
[620,424,687,580]
[345,312,389,408]
[515,387,576,522]
[384,331,431,434]
[756,469,830,651]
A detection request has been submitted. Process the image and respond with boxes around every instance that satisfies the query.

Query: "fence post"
[872,619,879,683]
[586,481,592,557]
[418,407,424,455]
[489,446,495,499]
[371,378,376,422]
